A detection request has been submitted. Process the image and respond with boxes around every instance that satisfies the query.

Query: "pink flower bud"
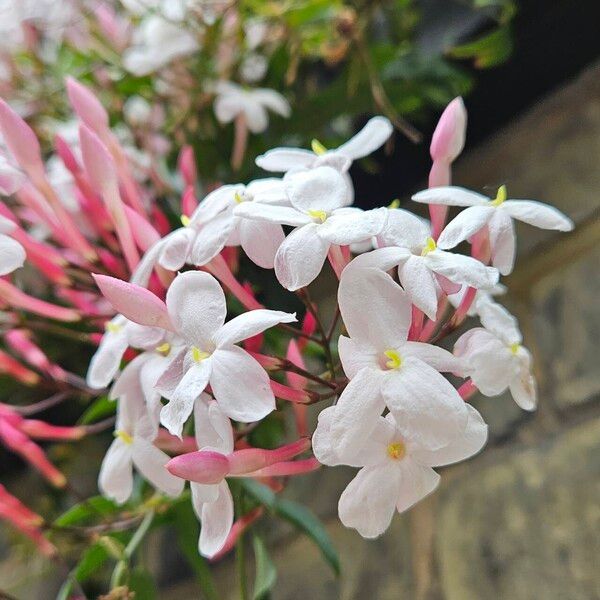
[79,124,118,196]
[430,97,467,165]
[0,350,39,385]
[95,5,130,51]
[228,438,311,475]
[66,77,110,136]
[178,146,197,187]
[166,450,230,484]
[270,380,312,404]
[124,204,161,251]
[5,330,66,380]
[181,186,198,218]
[19,420,86,441]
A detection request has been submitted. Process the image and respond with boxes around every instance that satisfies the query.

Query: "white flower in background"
[447,282,507,316]
[454,300,537,410]
[352,208,499,319]
[244,18,268,50]
[189,395,234,557]
[255,116,393,174]
[123,15,199,76]
[412,185,574,275]
[313,406,487,538]
[123,96,153,127]
[235,166,387,290]
[99,393,184,504]
[331,266,468,454]
[240,53,268,84]
[213,82,290,134]
[0,214,26,276]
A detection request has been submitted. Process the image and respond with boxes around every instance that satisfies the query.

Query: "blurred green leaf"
[75,542,110,582]
[78,395,116,425]
[252,536,277,600]
[449,26,513,69]
[128,568,157,600]
[241,480,276,509]
[54,496,119,527]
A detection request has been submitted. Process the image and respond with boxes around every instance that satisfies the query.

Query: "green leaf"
[78,395,116,425]
[449,26,513,69]
[252,536,277,600]
[74,542,109,582]
[54,496,119,527]
[56,578,74,600]
[274,500,340,576]
[128,568,157,600]
[241,480,276,510]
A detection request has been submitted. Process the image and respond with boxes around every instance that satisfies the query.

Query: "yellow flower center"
[311,139,327,155]
[491,185,507,207]
[105,322,122,334]
[387,441,406,460]
[180,215,191,227]
[421,237,437,257]
[308,209,328,223]
[509,342,520,355]
[115,430,133,445]
[191,346,211,363]
[384,349,402,370]
[234,191,244,204]
[155,342,171,356]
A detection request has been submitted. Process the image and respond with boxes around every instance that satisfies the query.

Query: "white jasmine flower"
[0,214,25,276]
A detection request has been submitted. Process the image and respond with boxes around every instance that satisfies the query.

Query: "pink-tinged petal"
[412,405,487,467]
[234,202,311,227]
[430,97,467,164]
[228,438,310,475]
[435,273,462,295]
[167,449,229,484]
[93,274,173,331]
[437,205,495,250]
[98,439,133,504]
[339,265,412,349]
[338,465,401,538]
[318,207,387,245]
[274,223,330,291]
[199,481,234,558]
[287,166,349,213]
[132,438,185,497]
[329,368,386,455]
[66,77,110,135]
[194,396,234,454]
[395,461,440,513]
[79,124,118,195]
[382,358,468,450]
[255,148,315,172]
[501,200,573,231]
[214,309,296,348]
[412,186,489,207]
[161,360,212,437]
[402,341,464,374]
[398,256,439,320]
[0,161,26,195]
[239,219,284,269]
[336,116,393,160]
[488,210,516,275]
[337,335,379,379]
[166,271,226,345]
[425,249,499,289]
[124,205,161,251]
[210,346,275,422]
[0,234,25,275]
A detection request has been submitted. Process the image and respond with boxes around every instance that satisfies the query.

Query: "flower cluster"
[0,78,573,582]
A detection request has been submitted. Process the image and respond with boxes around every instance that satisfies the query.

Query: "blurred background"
[0,0,599,598]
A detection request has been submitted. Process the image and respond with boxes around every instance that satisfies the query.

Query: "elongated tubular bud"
[181,186,198,218]
[0,350,40,385]
[327,244,349,280]
[166,450,229,484]
[0,484,44,526]
[178,146,197,187]
[4,330,66,380]
[0,279,80,322]
[66,77,110,135]
[228,438,311,475]
[246,351,282,371]
[209,508,264,562]
[243,457,321,478]
[155,430,198,454]
[286,339,308,437]
[19,420,86,441]
[269,380,313,404]
[124,205,161,251]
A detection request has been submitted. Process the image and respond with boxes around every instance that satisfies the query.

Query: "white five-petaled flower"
[98,393,184,504]
[352,208,499,319]
[234,166,387,290]
[313,406,487,538]
[412,185,574,275]
[0,214,26,276]
[454,299,537,410]
[331,266,468,454]
[213,81,290,134]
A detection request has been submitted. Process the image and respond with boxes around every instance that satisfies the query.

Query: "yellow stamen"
[491,185,507,207]
[191,346,210,363]
[421,236,437,256]
[155,342,171,356]
[387,441,406,460]
[308,209,327,223]
[234,191,243,204]
[180,215,191,227]
[311,139,327,155]
[115,430,133,445]
[105,322,122,334]
[384,349,402,370]
[509,342,520,355]
[388,199,401,209]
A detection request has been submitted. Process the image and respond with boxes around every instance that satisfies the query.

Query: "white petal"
[0,234,25,275]
[132,438,185,497]
[210,346,275,422]
[255,148,316,172]
[194,395,234,453]
[286,166,349,213]
[274,223,330,291]
[155,348,187,399]
[402,341,464,374]
[239,219,284,268]
[338,335,379,379]
[243,101,269,134]
[191,481,220,514]
[509,364,537,411]
[234,202,311,227]
[398,256,439,320]
[214,309,296,347]
[166,271,226,346]
[251,88,291,117]
[345,246,411,272]
[501,200,573,231]
[214,94,240,124]
[98,439,133,505]
[488,210,516,276]
[161,360,212,437]
[318,207,387,245]
[0,215,16,234]
[158,228,194,271]
[425,249,499,289]
[395,461,440,513]
[477,300,521,345]
[130,240,163,287]
[336,116,393,160]
[412,186,489,207]
[377,208,431,250]
[338,465,401,538]
[411,404,488,467]
[382,358,467,450]
[190,186,240,226]
[437,206,495,250]
[199,481,234,558]
[338,266,411,349]
[86,331,129,389]
[188,210,234,266]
